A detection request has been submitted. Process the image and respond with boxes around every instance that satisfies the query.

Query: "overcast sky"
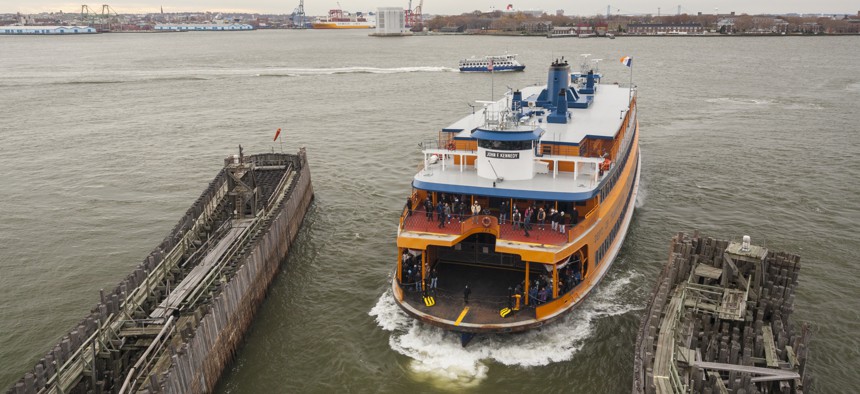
[8,1,858,16]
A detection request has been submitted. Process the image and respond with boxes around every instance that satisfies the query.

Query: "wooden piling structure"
[6,148,314,394]
[633,232,812,394]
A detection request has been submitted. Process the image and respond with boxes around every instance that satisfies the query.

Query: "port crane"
[290,0,306,28]
[405,0,424,31]
[80,4,122,31]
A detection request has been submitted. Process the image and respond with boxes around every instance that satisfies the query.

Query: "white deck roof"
[415,155,606,200]
[444,83,630,145]
[419,80,632,200]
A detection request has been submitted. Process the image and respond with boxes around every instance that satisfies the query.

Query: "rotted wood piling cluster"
[7,148,314,394]
[633,231,812,394]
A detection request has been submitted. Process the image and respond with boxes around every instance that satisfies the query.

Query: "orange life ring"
[481,216,492,228]
[447,141,456,151]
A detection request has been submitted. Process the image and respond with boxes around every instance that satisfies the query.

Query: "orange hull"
[311,22,373,29]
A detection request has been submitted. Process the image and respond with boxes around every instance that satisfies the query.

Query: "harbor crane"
[405,0,424,31]
[290,0,306,28]
[80,4,123,31]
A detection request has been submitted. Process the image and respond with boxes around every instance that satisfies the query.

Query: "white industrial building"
[0,25,97,34]
[372,7,410,36]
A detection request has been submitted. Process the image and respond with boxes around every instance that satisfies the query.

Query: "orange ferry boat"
[392,56,641,342]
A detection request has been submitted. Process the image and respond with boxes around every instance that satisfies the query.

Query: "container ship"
[393,56,640,342]
[311,9,374,29]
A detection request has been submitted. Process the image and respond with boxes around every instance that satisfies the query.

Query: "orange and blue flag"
[620,56,632,67]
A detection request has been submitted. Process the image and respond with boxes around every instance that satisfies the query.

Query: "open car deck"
[400,261,537,328]
[398,260,586,332]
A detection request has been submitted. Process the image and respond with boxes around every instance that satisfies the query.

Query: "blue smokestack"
[512,90,522,112]
[545,59,570,109]
[536,58,579,109]
[547,89,568,124]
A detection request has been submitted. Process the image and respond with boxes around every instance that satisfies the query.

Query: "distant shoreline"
[456,31,860,38]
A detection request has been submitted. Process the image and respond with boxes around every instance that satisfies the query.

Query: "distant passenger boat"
[459,54,525,72]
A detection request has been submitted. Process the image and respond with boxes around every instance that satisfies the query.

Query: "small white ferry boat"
[459,54,525,72]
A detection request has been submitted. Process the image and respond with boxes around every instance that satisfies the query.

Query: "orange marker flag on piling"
[273,128,281,141]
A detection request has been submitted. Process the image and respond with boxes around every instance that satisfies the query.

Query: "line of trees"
[426,10,860,34]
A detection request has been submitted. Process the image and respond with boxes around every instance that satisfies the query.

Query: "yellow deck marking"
[454,306,470,326]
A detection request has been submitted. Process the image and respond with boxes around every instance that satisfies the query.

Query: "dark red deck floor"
[402,209,571,245]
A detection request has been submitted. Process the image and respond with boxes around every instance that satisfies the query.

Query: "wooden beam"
[763,325,779,368]
[692,361,799,382]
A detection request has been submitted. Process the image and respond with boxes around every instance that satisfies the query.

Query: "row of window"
[2,29,90,34]
[599,109,637,201]
[460,62,516,67]
[595,162,636,265]
[478,139,533,151]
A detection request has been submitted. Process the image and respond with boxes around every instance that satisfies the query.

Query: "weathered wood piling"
[6,148,314,394]
[633,231,812,394]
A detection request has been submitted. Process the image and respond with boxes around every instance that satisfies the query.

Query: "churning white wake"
[635,178,647,209]
[256,66,457,77]
[369,271,642,388]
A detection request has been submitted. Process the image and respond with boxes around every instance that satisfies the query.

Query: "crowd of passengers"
[406,193,579,235]
[400,251,434,292]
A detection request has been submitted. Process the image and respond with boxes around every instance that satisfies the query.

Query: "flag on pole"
[620,56,632,67]
[273,128,281,141]
[488,58,494,72]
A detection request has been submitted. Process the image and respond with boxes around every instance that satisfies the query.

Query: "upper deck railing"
[399,207,595,247]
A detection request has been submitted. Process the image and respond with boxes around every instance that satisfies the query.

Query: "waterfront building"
[0,25,96,34]
[626,23,704,35]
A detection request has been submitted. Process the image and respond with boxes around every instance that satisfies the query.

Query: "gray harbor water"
[1,31,858,392]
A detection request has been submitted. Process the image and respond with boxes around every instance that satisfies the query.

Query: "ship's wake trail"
[0,66,458,87]
[369,270,642,388]
[256,66,458,77]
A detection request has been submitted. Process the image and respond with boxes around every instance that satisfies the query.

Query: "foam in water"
[635,179,647,209]
[369,271,642,387]
[1,66,458,87]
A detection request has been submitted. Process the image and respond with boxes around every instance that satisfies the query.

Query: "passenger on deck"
[523,208,532,236]
[529,286,538,304]
[464,284,471,304]
[471,200,481,223]
[424,198,433,222]
[499,201,509,224]
[537,208,546,230]
[512,208,522,228]
[571,205,578,225]
[457,200,466,222]
[444,203,451,224]
[550,209,559,231]
[405,197,412,217]
[537,287,547,304]
[405,267,413,288]
[430,268,438,289]
[437,202,446,228]
[558,211,567,234]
